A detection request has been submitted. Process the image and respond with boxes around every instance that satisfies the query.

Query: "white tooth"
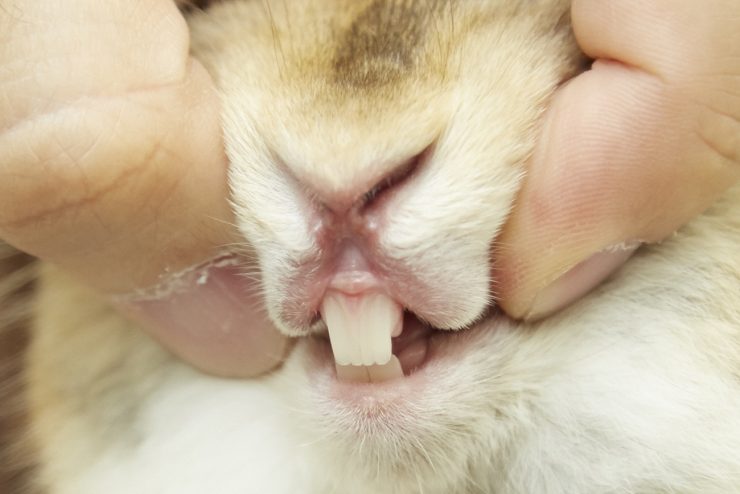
[365,293,401,365]
[321,291,403,368]
[367,355,403,382]
[336,363,370,382]
[391,315,403,338]
[321,295,355,366]
[359,295,379,366]
[360,295,379,365]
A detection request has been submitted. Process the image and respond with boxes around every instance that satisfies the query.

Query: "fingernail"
[525,242,641,321]
[113,255,289,378]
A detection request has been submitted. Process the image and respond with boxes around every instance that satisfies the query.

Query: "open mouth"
[318,290,461,383]
[288,217,491,385]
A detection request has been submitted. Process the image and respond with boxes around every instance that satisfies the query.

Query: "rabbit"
[2,0,740,493]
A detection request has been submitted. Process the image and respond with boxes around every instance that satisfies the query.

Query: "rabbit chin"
[262,314,524,494]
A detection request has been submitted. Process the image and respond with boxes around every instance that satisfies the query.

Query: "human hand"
[0,0,288,377]
[495,0,740,320]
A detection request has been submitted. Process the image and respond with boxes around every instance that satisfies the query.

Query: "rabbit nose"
[306,148,424,217]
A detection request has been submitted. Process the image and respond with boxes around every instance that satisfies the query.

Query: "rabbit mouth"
[314,308,437,383]
[305,308,503,403]
[280,240,493,383]
[313,297,497,384]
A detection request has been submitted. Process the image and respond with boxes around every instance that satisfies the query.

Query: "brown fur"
[0,244,38,494]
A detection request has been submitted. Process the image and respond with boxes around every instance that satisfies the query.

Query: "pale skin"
[0,0,738,377]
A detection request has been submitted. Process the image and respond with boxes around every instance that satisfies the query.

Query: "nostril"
[358,148,426,211]
[294,145,431,215]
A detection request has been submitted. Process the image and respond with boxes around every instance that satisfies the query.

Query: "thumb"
[496,0,740,320]
[495,61,739,320]
[0,0,287,377]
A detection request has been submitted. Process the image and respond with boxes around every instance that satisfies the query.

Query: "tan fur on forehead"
[188,0,580,167]
[188,0,580,139]
[329,0,452,89]
[191,0,574,90]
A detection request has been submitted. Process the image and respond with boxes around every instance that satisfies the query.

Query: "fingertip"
[524,243,639,321]
[495,64,668,319]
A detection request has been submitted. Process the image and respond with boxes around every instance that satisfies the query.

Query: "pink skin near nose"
[328,243,378,294]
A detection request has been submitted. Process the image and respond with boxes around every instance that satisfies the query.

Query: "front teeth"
[336,356,403,383]
[320,291,402,366]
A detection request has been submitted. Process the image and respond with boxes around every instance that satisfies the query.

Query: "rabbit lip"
[281,234,481,337]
